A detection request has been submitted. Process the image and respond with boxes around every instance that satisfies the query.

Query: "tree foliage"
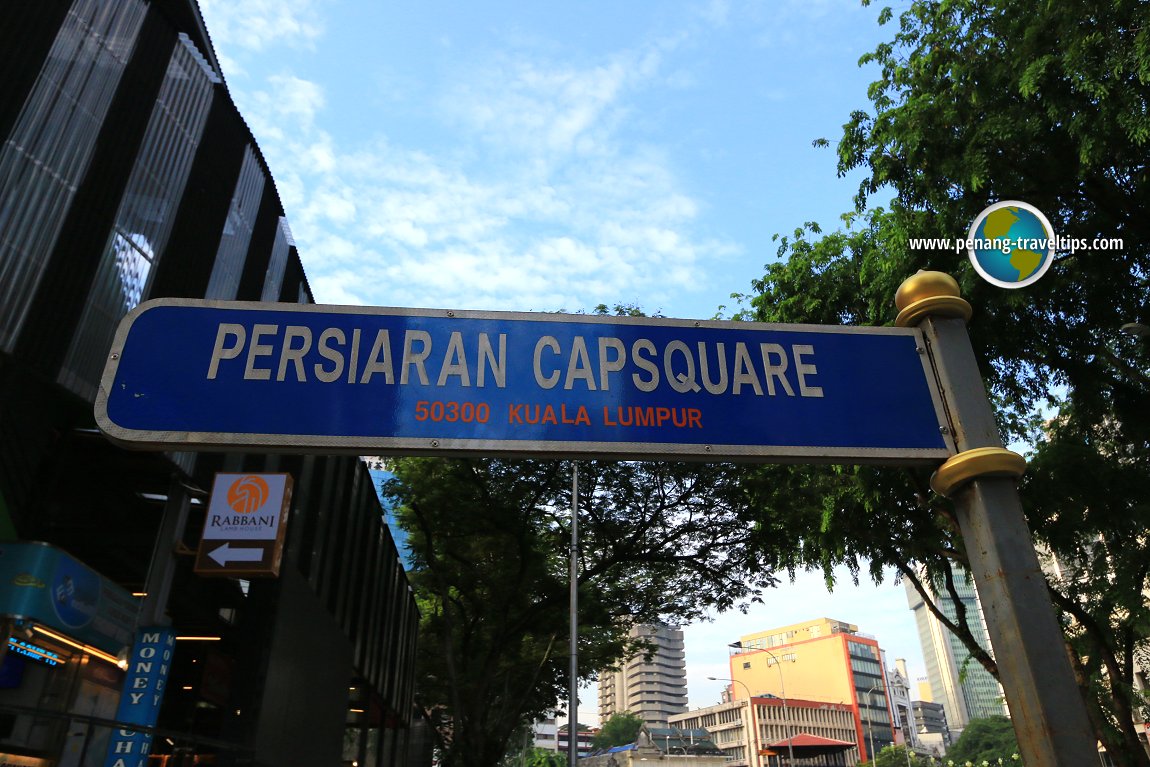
[942,717,1020,766]
[866,744,932,767]
[592,712,644,750]
[509,747,565,767]
[740,0,1150,763]
[384,457,774,767]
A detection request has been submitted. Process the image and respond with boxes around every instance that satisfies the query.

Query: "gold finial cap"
[930,447,1027,497]
[895,271,972,327]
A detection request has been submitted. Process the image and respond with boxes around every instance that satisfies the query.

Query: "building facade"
[911,701,950,757]
[728,618,896,763]
[905,572,1007,736]
[885,659,917,751]
[670,697,859,767]
[531,715,560,752]
[598,624,688,727]
[0,2,420,765]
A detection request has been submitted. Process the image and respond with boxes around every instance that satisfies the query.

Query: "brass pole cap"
[930,447,1027,497]
[894,271,973,327]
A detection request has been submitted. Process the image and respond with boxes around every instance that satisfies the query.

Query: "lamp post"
[567,464,579,767]
[708,677,761,767]
[760,649,796,767]
[862,680,884,764]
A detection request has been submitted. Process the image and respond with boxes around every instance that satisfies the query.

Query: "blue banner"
[103,627,176,767]
[96,300,953,463]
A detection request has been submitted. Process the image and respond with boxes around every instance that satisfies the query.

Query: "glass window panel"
[0,0,146,351]
[59,32,217,400]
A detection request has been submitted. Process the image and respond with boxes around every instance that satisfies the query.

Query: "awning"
[765,733,856,758]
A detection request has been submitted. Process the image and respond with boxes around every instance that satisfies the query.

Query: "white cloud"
[249,74,326,130]
[198,0,324,52]
[208,11,740,316]
[441,49,658,159]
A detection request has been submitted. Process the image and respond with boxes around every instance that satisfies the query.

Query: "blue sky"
[196,0,928,717]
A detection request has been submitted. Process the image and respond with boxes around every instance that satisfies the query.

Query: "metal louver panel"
[261,217,295,301]
[205,144,265,300]
[59,32,217,401]
[0,0,146,352]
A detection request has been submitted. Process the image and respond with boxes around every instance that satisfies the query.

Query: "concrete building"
[532,715,561,751]
[558,724,597,758]
[886,659,917,751]
[670,697,858,767]
[905,571,1007,736]
[0,3,420,765]
[727,618,896,763]
[598,624,688,727]
[911,701,950,757]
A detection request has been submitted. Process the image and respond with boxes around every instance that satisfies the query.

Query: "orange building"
[727,618,896,763]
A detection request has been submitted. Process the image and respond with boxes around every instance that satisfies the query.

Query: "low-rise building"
[670,697,858,767]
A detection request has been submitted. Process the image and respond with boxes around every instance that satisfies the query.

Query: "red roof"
[765,733,857,755]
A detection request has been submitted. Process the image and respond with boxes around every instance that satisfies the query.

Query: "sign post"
[93,278,1100,766]
[894,272,1096,767]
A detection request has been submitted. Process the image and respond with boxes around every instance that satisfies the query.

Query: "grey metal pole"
[865,681,881,764]
[568,463,579,767]
[706,677,758,767]
[139,476,194,626]
[762,650,795,766]
[895,272,1097,767]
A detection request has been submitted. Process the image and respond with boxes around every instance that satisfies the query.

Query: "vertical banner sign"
[104,627,176,767]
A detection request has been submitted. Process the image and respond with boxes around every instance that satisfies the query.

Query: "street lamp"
[760,649,797,767]
[708,677,761,767]
[862,680,885,764]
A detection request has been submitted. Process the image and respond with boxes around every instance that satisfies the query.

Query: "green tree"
[943,717,1020,766]
[384,457,773,767]
[523,748,565,767]
[592,712,644,750]
[739,0,1150,763]
[865,744,932,767]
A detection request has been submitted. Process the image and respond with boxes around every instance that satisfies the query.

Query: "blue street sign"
[95,300,954,464]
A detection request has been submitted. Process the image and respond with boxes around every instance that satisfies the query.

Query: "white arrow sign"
[207,542,265,566]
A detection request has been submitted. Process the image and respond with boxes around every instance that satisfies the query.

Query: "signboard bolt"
[446,311,455,318]
[916,346,925,354]
[110,353,119,359]
[431,440,440,447]
[939,426,950,434]
[704,445,712,451]
[694,321,701,327]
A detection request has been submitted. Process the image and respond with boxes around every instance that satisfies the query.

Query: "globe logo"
[967,201,1056,289]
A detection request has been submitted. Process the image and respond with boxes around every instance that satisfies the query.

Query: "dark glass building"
[0,1,422,765]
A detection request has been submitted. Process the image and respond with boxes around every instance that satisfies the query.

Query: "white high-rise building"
[598,624,688,727]
[906,571,1008,736]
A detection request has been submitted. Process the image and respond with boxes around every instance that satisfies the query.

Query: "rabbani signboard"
[95,299,955,464]
[195,473,293,577]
